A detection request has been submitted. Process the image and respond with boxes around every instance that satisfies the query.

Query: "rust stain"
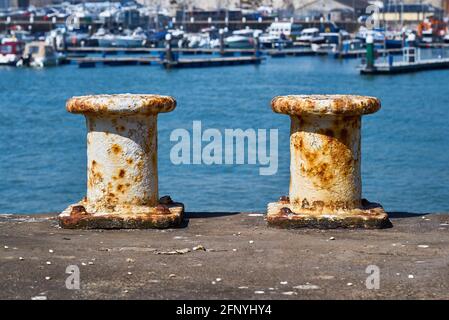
[71,205,88,216]
[66,94,177,115]
[155,204,171,215]
[88,160,103,188]
[271,95,381,116]
[280,207,292,215]
[291,117,357,196]
[111,144,122,155]
[116,184,126,193]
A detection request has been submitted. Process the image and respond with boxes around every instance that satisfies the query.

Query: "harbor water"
[0,55,448,214]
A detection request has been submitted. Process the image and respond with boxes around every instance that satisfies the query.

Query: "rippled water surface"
[0,54,448,214]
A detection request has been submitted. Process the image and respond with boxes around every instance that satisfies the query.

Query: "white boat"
[233,29,263,37]
[113,28,147,48]
[356,27,403,49]
[259,33,280,47]
[90,28,111,46]
[224,35,254,49]
[186,33,211,48]
[0,38,24,66]
[421,29,434,43]
[444,34,449,43]
[166,29,185,47]
[266,22,302,40]
[17,41,62,68]
[311,31,350,53]
[224,29,262,49]
[297,28,325,44]
[91,28,147,48]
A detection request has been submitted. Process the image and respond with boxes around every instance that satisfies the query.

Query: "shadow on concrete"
[387,212,430,218]
[178,211,432,228]
[185,212,242,218]
[180,212,243,228]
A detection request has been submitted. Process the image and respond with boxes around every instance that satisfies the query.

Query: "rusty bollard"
[267,95,391,229]
[59,94,184,229]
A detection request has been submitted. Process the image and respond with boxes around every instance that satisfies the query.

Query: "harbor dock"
[162,56,262,68]
[361,45,449,75]
[0,212,448,299]
[64,46,408,62]
[267,48,320,57]
[67,56,160,67]
[67,46,319,57]
[361,57,449,74]
[66,47,257,55]
[335,48,403,59]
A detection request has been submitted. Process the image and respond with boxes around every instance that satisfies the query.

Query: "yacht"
[186,33,211,48]
[17,41,63,67]
[311,30,350,53]
[224,29,262,49]
[356,27,403,49]
[0,38,24,66]
[266,22,302,41]
[297,28,325,44]
[113,28,147,48]
[91,28,147,48]
[90,28,113,47]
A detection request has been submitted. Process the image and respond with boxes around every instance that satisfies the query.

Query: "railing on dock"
[361,46,449,75]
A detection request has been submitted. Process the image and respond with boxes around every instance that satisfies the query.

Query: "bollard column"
[163,33,176,68]
[219,28,225,56]
[267,95,391,229]
[59,94,184,229]
[253,31,260,57]
[365,34,375,70]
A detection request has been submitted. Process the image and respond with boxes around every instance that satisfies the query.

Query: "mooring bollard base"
[58,199,184,229]
[267,198,391,229]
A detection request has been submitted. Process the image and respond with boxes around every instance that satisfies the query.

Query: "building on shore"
[175,8,242,23]
[3,0,54,8]
[381,3,445,22]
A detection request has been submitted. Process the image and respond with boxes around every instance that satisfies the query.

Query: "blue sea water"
[0,54,448,214]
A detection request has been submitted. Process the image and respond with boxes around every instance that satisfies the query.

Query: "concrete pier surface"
[0,212,448,300]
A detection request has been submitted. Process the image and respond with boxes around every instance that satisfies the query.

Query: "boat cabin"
[0,40,24,65]
[22,41,58,67]
[268,22,302,40]
[0,41,23,56]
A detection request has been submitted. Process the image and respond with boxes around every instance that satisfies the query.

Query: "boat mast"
[182,0,186,31]
[400,0,404,29]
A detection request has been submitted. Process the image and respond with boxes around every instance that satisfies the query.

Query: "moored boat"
[224,29,261,49]
[17,41,64,67]
[297,28,325,45]
[357,27,404,49]
[0,38,24,66]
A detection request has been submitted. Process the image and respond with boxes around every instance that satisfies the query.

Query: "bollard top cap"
[66,94,176,115]
[271,95,380,116]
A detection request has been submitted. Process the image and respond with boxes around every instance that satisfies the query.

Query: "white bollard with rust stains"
[267,95,391,229]
[59,94,184,229]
